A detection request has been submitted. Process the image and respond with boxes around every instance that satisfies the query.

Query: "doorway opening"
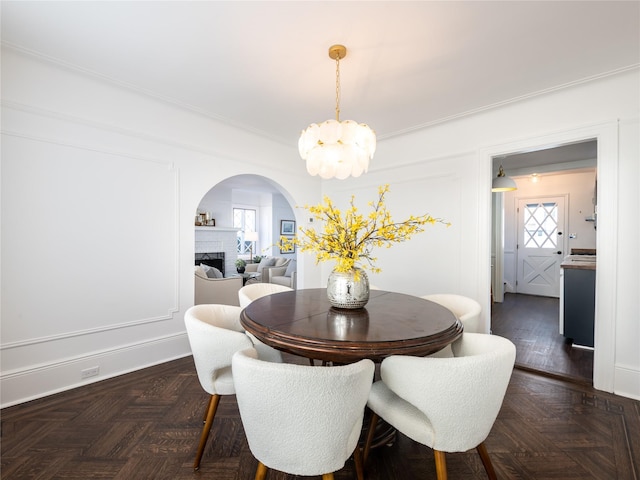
[491,140,597,384]
[193,174,298,305]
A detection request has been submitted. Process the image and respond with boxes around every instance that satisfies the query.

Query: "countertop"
[561,254,596,270]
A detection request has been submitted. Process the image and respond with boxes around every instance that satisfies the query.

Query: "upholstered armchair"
[238,283,293,309]
[421,293,483,357]
[266,259,297,289]
[232,347,374,480]
[194,266,242,306]
[363,333,516,480]
[184,305,282,470]
[244,256,291,283]
[421,293,482,333]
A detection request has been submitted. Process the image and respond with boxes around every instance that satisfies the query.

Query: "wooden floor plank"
[491,292,593,383]
[1,350,638,479]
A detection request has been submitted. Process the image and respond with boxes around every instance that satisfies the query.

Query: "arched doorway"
[193,174,297,302]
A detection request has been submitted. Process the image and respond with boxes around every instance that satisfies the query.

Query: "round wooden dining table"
[240,288,463,363]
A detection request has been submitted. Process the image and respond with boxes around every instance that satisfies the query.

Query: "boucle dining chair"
[363,333,516,480]
[184,304,282,471]
[238,283,293,308]
[232,347,375,480]
[421,294,482,333]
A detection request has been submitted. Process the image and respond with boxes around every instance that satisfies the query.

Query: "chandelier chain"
[335,54,341,121]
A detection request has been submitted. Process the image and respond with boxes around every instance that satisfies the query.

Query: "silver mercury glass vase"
[326,267,370,309]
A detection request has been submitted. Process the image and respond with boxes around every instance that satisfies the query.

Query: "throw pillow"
[195,266,207,278]
[207,266,223,279]
[284,259,296,277]
[256,257,276,274]
[200,263,223,279]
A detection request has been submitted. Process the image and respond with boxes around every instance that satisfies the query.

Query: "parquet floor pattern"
[491,293,594,384]
[2,354,639,479]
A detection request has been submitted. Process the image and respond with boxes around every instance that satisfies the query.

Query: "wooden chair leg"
[362,411,379,464]
[353,445,364,480]
[322,474,335,480]
[193,394,221,471]
[255,461,268,480]
[434,450,448,480]
[309,358,315,366]
[476,442,497,480]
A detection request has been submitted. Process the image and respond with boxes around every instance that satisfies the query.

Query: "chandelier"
[299,45,376,180]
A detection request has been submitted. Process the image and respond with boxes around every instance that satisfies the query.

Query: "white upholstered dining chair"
[363,333,516,480]
[238,283,293,308]
[184,304,282,470]
[232,347,375,480]
[421,294,482,333]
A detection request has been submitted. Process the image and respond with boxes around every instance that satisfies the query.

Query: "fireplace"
[195,252,225,276]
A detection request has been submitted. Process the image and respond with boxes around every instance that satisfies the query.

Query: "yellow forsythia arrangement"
[280,184,449,274]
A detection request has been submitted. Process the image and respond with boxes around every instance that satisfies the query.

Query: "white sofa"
[194,266,242,306]
[244,256,291,283]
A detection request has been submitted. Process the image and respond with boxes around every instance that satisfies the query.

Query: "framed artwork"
[280,220,296,235]
[279,236,296,254]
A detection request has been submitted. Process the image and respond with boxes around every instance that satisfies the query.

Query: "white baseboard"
[1,333,192,409]
[614,365,640,401]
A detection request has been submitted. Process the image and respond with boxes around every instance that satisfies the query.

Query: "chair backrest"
[194,272,242,306]
[232,348,375,476]
[421,293,482,333]
[379,333,515,452]
[238,283,293,308]
[184,304,253,396]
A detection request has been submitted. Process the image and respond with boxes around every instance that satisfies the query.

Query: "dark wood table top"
[240,288,463,363]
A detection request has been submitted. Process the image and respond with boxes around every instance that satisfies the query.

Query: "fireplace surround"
[195,252,225,276]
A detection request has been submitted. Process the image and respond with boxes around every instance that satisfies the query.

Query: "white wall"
[502,169,597,292]
[323,69,640,400]
[196,184,234,228]
[272,194,297,262]
[2,46,638,405]
[0,47,321,407]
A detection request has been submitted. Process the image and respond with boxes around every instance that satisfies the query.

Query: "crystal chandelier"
[299,45,376,180]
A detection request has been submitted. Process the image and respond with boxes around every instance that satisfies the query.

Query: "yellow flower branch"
[280,185,450,274]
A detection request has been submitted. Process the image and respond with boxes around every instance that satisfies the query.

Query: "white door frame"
[480,121,618,393]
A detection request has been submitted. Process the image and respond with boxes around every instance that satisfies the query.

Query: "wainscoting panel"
[1,127,182,406]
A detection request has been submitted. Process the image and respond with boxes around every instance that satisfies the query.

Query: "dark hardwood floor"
[491,292,594,385]
[2,351,639,479]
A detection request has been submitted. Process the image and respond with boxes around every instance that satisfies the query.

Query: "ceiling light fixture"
[491,165,517,192]
[299,44,376,180]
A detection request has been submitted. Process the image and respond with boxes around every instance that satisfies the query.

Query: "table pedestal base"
[361,409,396,452]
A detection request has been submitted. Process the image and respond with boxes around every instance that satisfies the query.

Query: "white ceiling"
[2,1,638,174]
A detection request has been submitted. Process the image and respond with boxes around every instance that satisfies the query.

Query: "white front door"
[516,196,567,297]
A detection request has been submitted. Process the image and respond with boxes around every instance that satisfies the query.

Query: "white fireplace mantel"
[195,226,240,232]
[195,227,239,275]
